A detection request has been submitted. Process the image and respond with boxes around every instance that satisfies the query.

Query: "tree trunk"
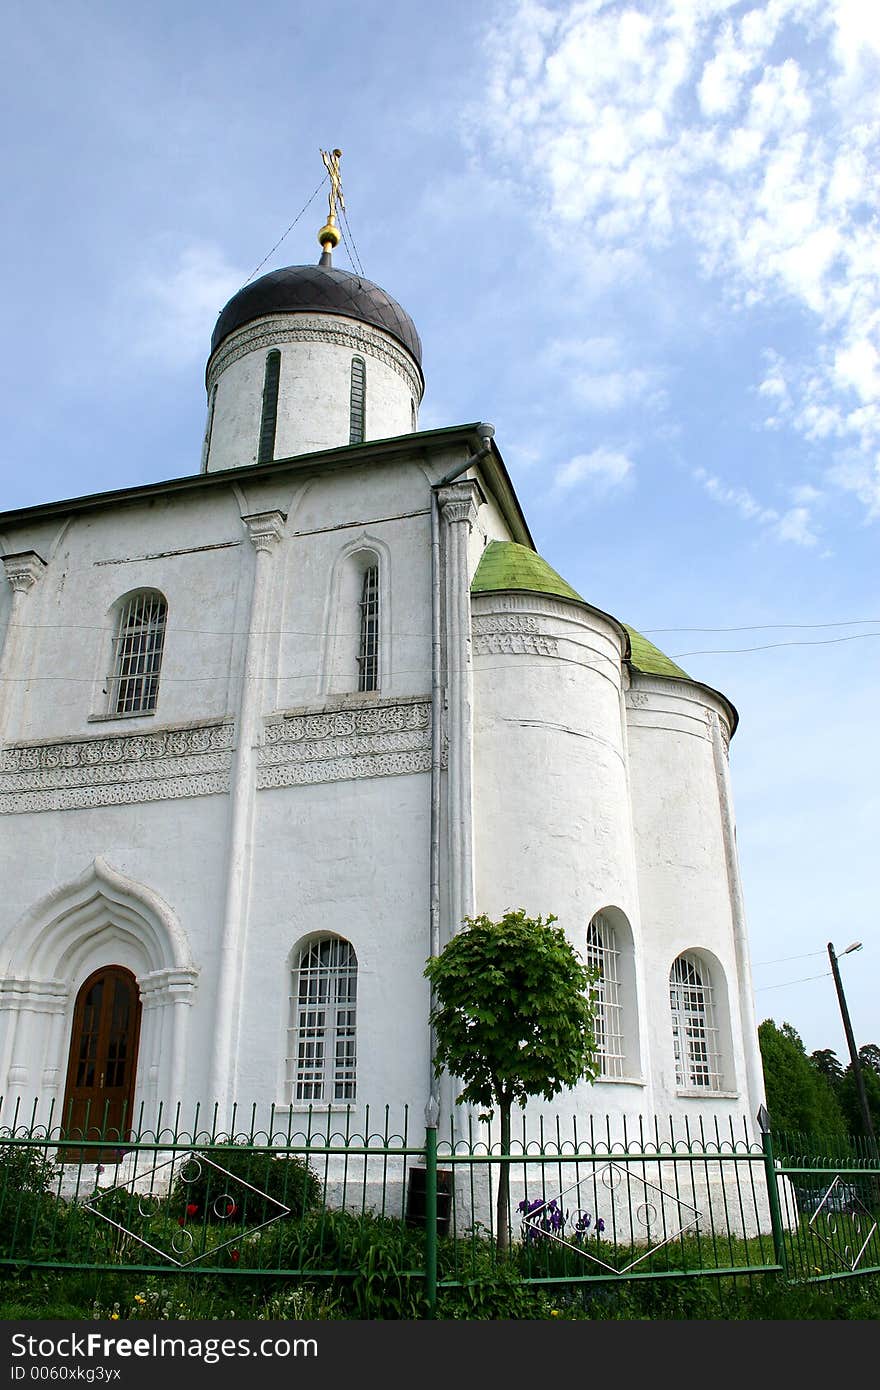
[496,1099,511,1254]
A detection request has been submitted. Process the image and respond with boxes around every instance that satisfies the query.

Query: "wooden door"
[61,966,141,1155]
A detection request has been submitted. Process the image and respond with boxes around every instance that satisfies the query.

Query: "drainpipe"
[427,425,493,1119]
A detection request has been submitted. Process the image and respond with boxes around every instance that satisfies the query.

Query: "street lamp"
[827,941,877,1152]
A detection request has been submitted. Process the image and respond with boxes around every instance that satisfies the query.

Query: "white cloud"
[790,483,823,505]
[542,337,663,411]
[693,466,778,525]
[477,0,880,519]
[692,466,820,545]
[130,242,246,368]
[773,505,819,546]
[834,338,880,403]
[555,447,635,493]
[828,454,880,519]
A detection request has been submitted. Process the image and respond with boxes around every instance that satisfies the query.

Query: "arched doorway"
[61,966,142,1146]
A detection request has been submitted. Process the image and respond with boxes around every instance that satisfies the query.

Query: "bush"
[169,1142,321,1226]
[0,1142,61,1260]
[298,1208,427,1318]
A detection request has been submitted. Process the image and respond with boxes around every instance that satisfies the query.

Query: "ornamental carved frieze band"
[472,614,540,636]
[0,722,234,814]
[263,700,429,745]
[207,314,423,400]
[259,749,433,790]
[258,699,435,789]
[473,632,559,658]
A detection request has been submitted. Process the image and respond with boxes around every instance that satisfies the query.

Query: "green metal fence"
[1,1098,878,1315]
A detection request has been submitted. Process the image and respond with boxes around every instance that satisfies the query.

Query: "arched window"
[107,591,167,716]
[357,564,379,691]
[201,383,218,470]
[258,350,281,464]
[669,953,721,1091]
[287,937,357,1104]
[322,541,387,696]
[586,912,624,1079]
[349,356,366,444]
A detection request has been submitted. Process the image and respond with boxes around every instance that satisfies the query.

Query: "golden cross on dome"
[318,148,344,253]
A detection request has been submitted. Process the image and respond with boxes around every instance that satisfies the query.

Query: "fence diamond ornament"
[84,1152,291,1267]
[520,1161,702,1274]
[807,1177,878,1273]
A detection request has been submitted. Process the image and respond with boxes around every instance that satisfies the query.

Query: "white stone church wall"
[240,770,432,1128]
[471,589,652,1124]
[625,676,759,1127]
[0,449,466,1132]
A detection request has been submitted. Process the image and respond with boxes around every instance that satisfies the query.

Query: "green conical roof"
[471,541,583,603]
[470,541,689,679]
[623,626,690,680]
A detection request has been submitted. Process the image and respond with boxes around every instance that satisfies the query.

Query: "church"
[0,164,765,1144]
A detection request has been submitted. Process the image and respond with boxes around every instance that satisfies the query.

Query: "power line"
[754,971,832,992]
[241,176,329,287]
[673,631,880,657]
[753,950,826,967]
[646,620,880,634]
[340,206,365,278]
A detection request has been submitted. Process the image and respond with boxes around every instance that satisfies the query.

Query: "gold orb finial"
[318,222,342,250]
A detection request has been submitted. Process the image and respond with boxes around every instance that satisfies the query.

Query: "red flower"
[186,1203,199,1216]
[225,1202,238,1218]
[230,1249,240,1265]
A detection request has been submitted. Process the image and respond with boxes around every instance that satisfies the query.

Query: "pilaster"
[209,511,286,1115]
[437,483,481,939]
[0,551,47,742]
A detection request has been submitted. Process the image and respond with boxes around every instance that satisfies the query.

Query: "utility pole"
[827,941,877,1155]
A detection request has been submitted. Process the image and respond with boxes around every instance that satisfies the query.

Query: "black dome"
[210,263,422,366]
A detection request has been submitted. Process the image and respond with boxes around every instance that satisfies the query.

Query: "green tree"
[424,910,598,1253]
[759,1020,846,1137]
[838,1051,880,1143]
[810,1048,845,1087]
[858,1044,880,1077]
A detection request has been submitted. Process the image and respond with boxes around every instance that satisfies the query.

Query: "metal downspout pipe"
[427,426,494,1121]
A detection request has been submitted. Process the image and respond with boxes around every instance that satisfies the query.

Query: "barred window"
[258,350,281,464]
[670,953,721,1091]
[201,383,218,470]
[107,592,167,716]
[349,356,366,445]
[357,565,379,692]
[288,938,357,1104]
[586,913,624,1079]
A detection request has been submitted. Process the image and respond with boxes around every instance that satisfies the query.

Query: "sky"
[1,0,877,1068]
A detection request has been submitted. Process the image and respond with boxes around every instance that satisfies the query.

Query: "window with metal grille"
[357,565,379,691]
[586,913,625,1079]
[287,938,357,1103]
[349,356,366,444]
[258,350,281,463]
[107,592,167,716]
[201,383,218,470]
[670,953,721,1090]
